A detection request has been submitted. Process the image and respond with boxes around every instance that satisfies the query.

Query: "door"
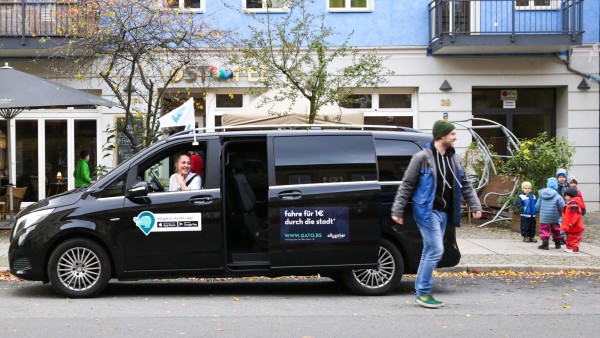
[443,0,472,34]
[472,88,555,155]
[268,134,381,268]
[120,139,223,272]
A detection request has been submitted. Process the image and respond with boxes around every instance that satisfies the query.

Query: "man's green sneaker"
[415,294,444,308]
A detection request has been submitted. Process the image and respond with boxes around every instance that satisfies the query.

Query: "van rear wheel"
[47,239,111,298]
[341,238,403,296]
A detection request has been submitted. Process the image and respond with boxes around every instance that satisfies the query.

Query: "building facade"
[1,0,599,210]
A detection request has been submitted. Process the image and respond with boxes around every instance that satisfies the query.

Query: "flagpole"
[191,98,198,145]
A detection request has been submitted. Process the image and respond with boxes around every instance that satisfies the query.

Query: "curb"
[3,265,600,276]
[438,264,600,274]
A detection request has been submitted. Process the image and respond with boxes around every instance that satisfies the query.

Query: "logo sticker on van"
[280,207,349,243]
[133,211,202,236]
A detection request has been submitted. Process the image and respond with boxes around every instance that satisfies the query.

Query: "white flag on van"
[158,98,195,130]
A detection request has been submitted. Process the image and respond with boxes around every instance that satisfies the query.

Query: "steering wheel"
[149,172,165,192]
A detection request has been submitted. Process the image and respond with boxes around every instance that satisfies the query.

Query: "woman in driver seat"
[169,151,201,191]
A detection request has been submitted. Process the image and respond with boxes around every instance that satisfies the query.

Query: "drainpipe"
[554,50,599,81]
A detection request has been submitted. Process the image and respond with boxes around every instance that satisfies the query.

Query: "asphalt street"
[0,274,599,337]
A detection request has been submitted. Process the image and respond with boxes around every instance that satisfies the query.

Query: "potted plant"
[504,132,575,196]
[504,132,575,231]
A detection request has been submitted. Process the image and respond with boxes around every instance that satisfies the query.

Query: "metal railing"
[429,0,584,43]
[0,0,79,39]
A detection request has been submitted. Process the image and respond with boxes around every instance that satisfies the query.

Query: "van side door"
[120,139,223,272]
[268,134,381,268]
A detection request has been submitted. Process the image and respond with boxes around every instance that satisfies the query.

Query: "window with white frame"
[163,0,204,12]
[327,0,373,12]
[244,0,288,13]
[515,0,559,10]
[340,94,373,109]
[340,91,415,129]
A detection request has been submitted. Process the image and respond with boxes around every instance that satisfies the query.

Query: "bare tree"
[49,0,229,153]
[230,0,393,124]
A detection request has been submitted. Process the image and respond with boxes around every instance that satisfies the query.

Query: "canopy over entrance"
[222,91,363,126]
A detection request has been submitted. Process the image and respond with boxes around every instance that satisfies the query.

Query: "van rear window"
[273,135,377,185]
[375,139,422,182]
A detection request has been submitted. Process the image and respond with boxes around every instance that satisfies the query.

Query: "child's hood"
[569,196,584,209]
[539,187,559,200]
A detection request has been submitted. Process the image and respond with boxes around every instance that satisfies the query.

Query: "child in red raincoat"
[560,187,585,253]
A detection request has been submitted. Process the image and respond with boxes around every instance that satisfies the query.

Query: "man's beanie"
[556,168,567,178]
[564,187,578,198]
[521,181,532,190]
[432,120,456,140]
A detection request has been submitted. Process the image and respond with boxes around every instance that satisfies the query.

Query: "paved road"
[1,275,599,337]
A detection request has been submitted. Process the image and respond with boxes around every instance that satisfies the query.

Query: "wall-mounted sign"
[172,65,265,84]
[208,66,233,80]
[501,90,517,101]
[503,100,516,109]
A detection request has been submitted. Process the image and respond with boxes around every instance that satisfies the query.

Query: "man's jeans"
[415,209,447,296]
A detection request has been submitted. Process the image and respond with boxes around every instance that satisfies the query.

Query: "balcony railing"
[0,1,77,39]
[429,0,584,54]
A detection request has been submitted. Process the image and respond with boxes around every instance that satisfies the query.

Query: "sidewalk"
[2,216,600,273]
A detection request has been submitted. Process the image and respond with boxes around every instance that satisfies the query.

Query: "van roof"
[168,124,428,141]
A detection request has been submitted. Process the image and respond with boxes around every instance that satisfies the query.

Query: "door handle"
[190,196,214,205]
[277,190,302,200]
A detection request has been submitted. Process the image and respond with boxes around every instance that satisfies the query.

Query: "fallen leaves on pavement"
[432,270,599,278]
[0,270,20,282]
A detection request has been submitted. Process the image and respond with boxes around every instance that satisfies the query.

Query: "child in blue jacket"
[535,177,565,250]
[515,181,537,243]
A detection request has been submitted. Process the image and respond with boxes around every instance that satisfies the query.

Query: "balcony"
[0,1,78,55]
[428,0,583,55]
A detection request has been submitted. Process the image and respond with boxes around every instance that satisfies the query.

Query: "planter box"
[511,212,540,234]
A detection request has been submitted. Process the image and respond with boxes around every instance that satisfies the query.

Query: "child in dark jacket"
[556,168,570,198]
[561,187,585,253]
[515,181,538,243]
[568,176,587,215]
[535,177,565,250]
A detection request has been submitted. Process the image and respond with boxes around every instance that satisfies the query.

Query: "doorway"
[472,88,555,155]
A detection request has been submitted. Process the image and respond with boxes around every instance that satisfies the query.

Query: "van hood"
[17,187,87,216]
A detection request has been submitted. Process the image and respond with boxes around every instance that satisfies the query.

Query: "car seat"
[231,157,269,248]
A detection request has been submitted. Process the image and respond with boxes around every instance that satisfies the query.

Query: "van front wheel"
[47,239,111,298]
[341,238,403,296]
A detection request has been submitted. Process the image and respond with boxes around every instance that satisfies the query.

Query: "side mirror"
[127,181,149,198]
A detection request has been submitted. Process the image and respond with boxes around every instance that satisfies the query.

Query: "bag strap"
[185,174,197,187]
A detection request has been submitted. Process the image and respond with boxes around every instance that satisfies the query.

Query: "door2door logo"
[133,211,202,235]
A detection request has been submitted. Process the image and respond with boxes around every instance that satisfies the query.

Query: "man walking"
[391,120,482,308]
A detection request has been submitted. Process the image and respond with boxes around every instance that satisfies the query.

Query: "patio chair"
[476,175,519,227]
[0,186,28,220]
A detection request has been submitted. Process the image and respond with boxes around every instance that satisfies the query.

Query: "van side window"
[273,135,377,185]
[136,144,206,192]
[375,139,422,181]
[99,174,127,198]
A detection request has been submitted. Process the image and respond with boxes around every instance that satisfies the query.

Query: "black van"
[9,127,461,297]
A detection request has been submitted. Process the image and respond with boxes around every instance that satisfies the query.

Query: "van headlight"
[12,208,55,236]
